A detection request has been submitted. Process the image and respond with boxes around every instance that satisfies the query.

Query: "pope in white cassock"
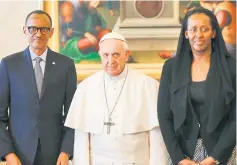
[65,32,168,165]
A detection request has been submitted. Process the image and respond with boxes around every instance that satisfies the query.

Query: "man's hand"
[109,10,114,16]
[66,28,73,37]
[200,157,216,165]
[84,32,98,45]
[5,153,22,165]
[56,152,69,165]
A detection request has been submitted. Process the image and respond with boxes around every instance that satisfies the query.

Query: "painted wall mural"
[59,1,120,63]
[43,0,236,81]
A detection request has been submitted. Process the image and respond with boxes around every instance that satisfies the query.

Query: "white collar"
[104,65,128,82]
[29,47,48,62]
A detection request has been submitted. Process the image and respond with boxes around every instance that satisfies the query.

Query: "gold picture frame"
[42,1,180,82]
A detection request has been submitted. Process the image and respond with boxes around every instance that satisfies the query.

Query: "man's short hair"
[25,10,52,27]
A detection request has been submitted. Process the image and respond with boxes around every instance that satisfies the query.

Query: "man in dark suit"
[0,10,77,165]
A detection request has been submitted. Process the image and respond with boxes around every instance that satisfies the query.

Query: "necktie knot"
[35,57,42,64]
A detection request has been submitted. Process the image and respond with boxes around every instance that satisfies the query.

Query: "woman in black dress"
[158,7,236,165]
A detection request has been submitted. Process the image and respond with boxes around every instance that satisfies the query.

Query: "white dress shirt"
[29,47,48,75]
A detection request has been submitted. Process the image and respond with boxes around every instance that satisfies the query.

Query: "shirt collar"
[29,47,48,62]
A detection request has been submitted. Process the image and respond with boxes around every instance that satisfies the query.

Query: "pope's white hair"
[122,40,129,51]
[99,39,129,52]
[99,32,129,52]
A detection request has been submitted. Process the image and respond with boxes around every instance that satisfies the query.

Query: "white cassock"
[65,66,168,165]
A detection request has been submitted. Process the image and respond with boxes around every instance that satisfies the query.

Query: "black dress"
[168,81,236,165]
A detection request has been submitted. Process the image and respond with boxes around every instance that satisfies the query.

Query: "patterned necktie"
[34,57,43,97]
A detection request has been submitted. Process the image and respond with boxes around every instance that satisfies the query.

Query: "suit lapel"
[23,47,39,100]
[39,49,56,100]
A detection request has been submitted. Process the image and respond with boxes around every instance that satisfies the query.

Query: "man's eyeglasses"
[26,26,51,35]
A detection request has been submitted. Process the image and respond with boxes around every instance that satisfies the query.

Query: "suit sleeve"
[210,75,236,163]
[0,59,15,160]
[60,60,77,158]
[158,61,186,164]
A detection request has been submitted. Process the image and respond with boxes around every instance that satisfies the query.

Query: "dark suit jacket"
[158,55,236,165]
[0,47,77,165]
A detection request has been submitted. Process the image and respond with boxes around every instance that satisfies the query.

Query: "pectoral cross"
[104,118,115,134]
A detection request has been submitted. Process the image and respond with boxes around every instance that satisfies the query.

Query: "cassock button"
[197,123,200,128]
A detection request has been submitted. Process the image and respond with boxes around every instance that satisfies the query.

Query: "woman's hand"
[200,157,216,165]
[178,159,199,165]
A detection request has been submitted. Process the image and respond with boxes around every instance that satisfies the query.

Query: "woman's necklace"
[192,55,211,72]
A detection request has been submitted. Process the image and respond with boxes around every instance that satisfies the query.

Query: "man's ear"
[23,26,27,34]
[125,50,131,62]
[49,27,54,38]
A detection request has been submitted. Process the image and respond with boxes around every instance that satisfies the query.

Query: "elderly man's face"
[99,39,130,77]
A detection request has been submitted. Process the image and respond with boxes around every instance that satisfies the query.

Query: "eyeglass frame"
[24,26,51,35]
